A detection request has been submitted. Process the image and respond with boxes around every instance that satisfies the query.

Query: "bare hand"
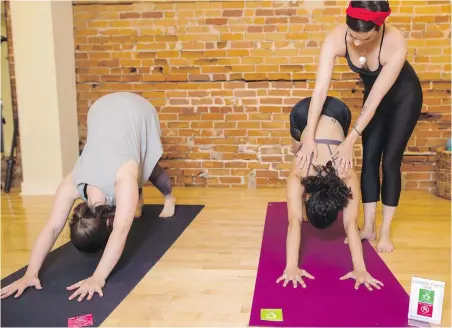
[276,267,315,288]
[66,275,105,302]
[332,140,353,173]
[1,273,42,299]
[296,137,317,169]
[340,270,383,291]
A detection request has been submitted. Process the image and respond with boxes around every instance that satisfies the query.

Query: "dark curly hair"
[301,161,353,229]
[346,1,390,33]
[69,203,116,253]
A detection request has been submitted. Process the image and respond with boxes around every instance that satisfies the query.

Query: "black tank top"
[344,24,422,101]
[344,24,385,87]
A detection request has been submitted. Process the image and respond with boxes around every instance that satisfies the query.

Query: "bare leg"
[346,202,377,244]
[377,205,395,252]
[135,190,144,218]
[149,164,176,218]
[360,202,377,241]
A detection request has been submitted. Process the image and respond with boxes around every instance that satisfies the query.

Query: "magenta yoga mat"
[249,202,410,327]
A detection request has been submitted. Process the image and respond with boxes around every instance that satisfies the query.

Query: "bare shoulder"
[322,24,347,56]
[289,158,308,180]
[338,167,359,183]
[381,25,407,62]
[385,24,406,43]
[61,172,81,199]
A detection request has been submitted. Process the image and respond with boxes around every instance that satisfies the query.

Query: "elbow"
[287,219,302,232]
[111,223,132,241]
[344,220,358,234]
[112,225,130,237]
[44,222,65,239]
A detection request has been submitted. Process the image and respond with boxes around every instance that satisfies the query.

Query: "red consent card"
[68,314,93,327]
[417,303,434,318]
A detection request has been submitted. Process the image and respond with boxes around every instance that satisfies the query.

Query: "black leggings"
[139,163,172,196]
[361,92,422,207]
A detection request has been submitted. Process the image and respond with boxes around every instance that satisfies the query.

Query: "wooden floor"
[1,187,451,327]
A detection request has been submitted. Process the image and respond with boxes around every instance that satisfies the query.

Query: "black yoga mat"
[1,204,204,327]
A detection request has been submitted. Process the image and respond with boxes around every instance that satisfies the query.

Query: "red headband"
[346,3,391,26]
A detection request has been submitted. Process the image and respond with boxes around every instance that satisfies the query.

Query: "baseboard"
[20,180,60,195]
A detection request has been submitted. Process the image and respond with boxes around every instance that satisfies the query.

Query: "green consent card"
[419,288,435,304]
[261,309,283,322]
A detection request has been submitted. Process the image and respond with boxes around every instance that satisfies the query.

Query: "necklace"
[359,48,367,66]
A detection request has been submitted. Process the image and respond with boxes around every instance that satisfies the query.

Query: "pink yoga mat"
[249,202,410,327]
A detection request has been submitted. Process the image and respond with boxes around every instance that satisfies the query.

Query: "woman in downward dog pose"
[277,96,383,291]
[0,92,176,302]
[296,1,423,253]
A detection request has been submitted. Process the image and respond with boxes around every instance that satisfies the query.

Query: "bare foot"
[159,195,176,218]
[344,227,376,244]
[359,228,376,241]
[377,228,394,253]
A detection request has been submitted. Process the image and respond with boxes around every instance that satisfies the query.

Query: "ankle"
[379,225,391,235]
[363,225,375,231]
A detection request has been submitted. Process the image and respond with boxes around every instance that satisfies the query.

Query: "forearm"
[92,229,129,281]
[346,102,378,145]
[26,225,62,276]
[286,221,302,268]
[345,224,366,271]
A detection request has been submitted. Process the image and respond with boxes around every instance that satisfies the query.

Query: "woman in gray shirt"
[1,92,176,302]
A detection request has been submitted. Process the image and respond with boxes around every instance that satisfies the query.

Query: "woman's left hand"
[340,270,383,291]
[66,275,105,302]
[332,140,354,173]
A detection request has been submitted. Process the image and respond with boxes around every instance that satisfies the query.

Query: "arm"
[305,29,343,140]
[285,159,305,268]
[91,165,139,281]
[346,34,407,145]
[342,170,366,272]
[26,173,79,277]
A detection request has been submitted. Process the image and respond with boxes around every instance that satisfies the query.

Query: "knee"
[361,153,380,172]
[382,154,402,177]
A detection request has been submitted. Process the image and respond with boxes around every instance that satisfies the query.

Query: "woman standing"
[296,1,423,253]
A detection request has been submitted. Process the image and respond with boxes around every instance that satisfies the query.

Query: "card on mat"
[408,276,445,325]
[260,309,283,322]
[68,314,93,327]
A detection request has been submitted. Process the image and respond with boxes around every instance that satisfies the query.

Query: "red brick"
[206,18,227,25]
[4,1,448,190]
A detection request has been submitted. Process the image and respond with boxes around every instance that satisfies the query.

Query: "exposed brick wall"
[5,1,451,191]
[1,0,22,188]
[72,0,451,190]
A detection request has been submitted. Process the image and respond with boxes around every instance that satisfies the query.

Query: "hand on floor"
[276,267,315,288]
[340,270,383,291]
[0,273,42,299]
[66,275,105,302]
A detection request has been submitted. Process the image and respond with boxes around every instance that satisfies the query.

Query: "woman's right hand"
[1,273,42,299]
[276,266,315,288]
[296,136,317,169]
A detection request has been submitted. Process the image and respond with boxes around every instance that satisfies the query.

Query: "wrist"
[346,133,358,145]
[25,269,39,278]
[286,262,299,270]
[353,265,367,272]
[92,271,107,282]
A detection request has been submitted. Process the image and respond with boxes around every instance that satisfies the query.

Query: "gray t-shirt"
[72,92,163,206]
